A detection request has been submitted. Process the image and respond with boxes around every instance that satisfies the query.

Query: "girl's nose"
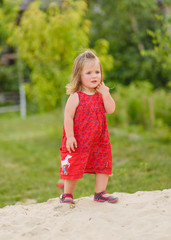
[92,73,96,78]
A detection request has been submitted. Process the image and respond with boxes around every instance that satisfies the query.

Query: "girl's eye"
[96,71,100,74]
[87,72,91,75]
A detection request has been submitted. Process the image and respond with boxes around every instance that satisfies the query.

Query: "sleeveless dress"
[59,91,112,180]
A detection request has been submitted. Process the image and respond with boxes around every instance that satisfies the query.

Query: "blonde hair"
[66,49,103,95]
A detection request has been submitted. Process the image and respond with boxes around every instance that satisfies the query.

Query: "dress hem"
[60,169,112,180]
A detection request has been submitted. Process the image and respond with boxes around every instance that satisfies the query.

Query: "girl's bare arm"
[96,82,115,114]
[64,93,79,152]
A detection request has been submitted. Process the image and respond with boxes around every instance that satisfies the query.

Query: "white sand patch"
[0,189,171,240]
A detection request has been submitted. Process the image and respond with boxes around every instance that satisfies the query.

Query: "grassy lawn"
[0,110,171,208]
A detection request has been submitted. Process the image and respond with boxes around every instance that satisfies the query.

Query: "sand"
[0,189,171,240]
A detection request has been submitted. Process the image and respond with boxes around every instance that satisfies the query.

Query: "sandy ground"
[0,189,171,240]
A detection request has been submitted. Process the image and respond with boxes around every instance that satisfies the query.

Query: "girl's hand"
[66,136,77,153]
[96,82,110,96]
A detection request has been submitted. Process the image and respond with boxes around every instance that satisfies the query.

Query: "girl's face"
[81,60,102,92]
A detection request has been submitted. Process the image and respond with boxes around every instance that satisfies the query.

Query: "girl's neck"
[82,86,96,95]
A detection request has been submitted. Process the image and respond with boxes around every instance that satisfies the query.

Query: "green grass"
[0,110,171,208]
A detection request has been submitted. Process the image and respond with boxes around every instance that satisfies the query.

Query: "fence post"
[17,52,26,118]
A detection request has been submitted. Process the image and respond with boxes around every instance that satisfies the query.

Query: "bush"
[0,65,18,92]
[107,81,171,129]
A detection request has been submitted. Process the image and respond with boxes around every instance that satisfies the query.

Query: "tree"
[8,0,113,111]
[8,0,90,110]
[87,0,170,87]
[0,0,19,93]
[141,15,171,88]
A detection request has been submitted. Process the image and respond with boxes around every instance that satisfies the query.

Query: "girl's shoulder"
[67,92,79,108]
[71,92,79,98]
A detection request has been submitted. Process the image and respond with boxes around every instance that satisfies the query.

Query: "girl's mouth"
[91,80,97,84]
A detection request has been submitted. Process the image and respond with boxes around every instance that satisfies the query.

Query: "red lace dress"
[60,92,112,180]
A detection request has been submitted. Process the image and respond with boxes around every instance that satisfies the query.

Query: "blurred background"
[0,0,170,208]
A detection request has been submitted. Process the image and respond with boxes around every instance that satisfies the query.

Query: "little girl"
[59,49,118,204]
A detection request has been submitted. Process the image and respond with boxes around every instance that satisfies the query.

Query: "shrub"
[107,81,171,129]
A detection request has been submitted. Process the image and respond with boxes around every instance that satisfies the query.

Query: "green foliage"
[8,0,90,110]
[141,16,171,88]
[107,81,171,129]
[7,0,113,111]
[0,65,18,92]
[0,0,19,48]
[0,0,20,94]
[88,0,169,87]
[153,88,171,126]
[1,0,170,113]
[93,39,114,78]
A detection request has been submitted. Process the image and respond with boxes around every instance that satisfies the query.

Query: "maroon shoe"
[60,193,75,204]
[94,191,118,203]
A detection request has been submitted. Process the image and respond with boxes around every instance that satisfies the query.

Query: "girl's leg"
[64,179,79,200]
[95,174,111,197]
[94,173,118,203]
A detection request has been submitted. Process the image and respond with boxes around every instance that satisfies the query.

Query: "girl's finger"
[71,143,75,152]
[67,146,71,153]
